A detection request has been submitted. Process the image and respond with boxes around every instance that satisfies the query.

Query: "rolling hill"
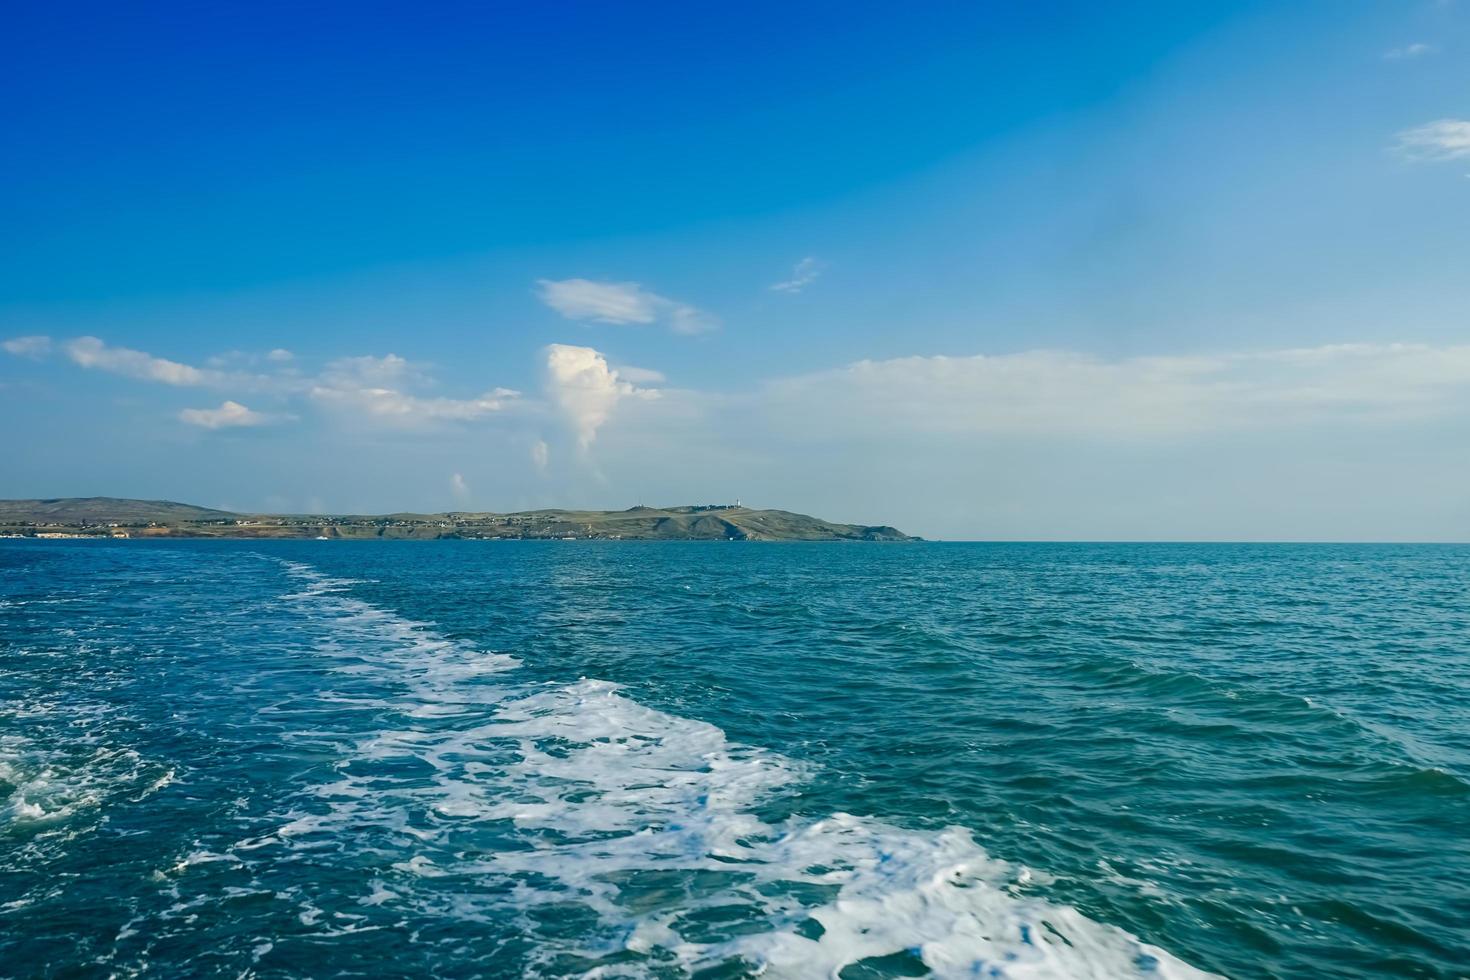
[0,499,915,541]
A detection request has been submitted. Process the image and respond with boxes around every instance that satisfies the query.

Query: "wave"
[1048,649,1470,796]
[252,559,1219,978]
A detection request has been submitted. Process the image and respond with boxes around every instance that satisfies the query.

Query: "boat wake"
[260,560,1216,979]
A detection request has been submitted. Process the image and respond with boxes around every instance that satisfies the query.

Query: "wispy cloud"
[1395,119,1470,160]
[536,278,718,334]
[317,353,419,388]
[667,305,718,335]
[537,279,659,324]
[1383,42,1435,60]
[21,336,519,430]
[310,354,517,425]
[450,472,471,501]
[615,364,667,384]
[770,256,827,293]
[545,343,659,451]
[179,400,273,429]
[2,335,53,358]
[66,336,230,387]
[604,341,1470,541]
[758,343,1470,439]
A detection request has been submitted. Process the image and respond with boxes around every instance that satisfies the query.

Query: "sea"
[1,539,1467,978]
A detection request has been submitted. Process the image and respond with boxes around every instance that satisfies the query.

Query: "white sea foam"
[0,717,172,830]
[265,560,1219,978]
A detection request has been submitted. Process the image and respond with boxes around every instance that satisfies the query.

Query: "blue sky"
[4,1,1469,539]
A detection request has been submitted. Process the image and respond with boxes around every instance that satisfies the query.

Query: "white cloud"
[319,353,417,387]
[207,348,298,370]
[1384,42,1434,60]
[450,472,470,501]
[2,335,52,358]
[616,364,667,384]
[66,336,227,387]
[770,256,827,293]
[19,336,519,429]
[545,343,659,451]
[531,439,550,473]
[536,278,719,335]
[309,354,516,425]
[1395,119,1470,161]
[758,343,1470,440]
[179,400,271,429]
[537,279,659,324]
[571,341,1470,540]
[310,383,516,423]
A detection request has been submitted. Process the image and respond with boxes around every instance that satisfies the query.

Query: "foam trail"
[1,702,175,921]
[270,560,1218,979]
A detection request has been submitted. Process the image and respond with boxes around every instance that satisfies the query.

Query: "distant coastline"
[0,498,915,542]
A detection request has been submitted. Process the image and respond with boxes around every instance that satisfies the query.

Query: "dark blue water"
[2,540,1467,978]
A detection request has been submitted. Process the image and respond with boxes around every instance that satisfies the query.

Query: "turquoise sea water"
[2,540,1467,978]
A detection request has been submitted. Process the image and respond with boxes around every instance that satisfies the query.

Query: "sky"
[3,0,1469,540]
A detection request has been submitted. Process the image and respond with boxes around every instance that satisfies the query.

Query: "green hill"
[0,497,239,524]
[0,499,915,541]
